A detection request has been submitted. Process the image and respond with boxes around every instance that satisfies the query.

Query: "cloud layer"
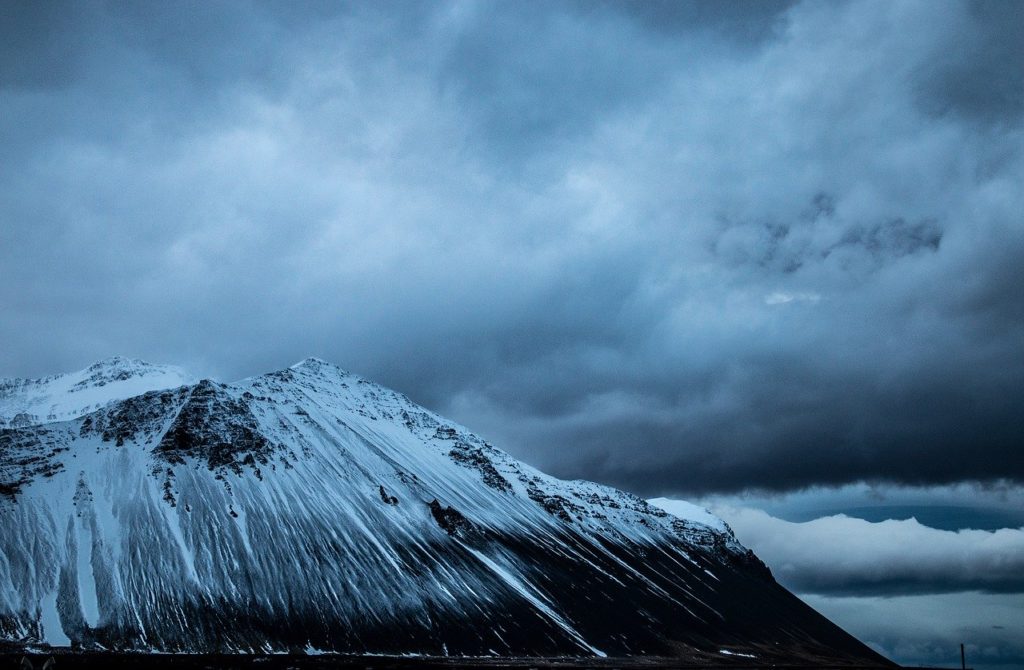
[1,0,1022,495]
[700,497,1024,669]
[714,506,1024,595]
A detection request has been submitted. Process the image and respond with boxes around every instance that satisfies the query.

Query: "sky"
[1,0,1022,667]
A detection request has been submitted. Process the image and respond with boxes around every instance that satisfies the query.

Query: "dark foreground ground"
[0,653,959,670]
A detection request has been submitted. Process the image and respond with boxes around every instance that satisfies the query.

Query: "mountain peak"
[87,355,149,369]
[75,356,193,388]
[0,357,196,427]
[288,356,350,376]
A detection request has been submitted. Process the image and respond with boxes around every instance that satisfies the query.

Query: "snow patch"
[463,546,607,658]
[39,590,70,647]
[648,497,729,532]
[75,520,100,627]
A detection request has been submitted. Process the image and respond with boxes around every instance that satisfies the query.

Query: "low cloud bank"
[714,506,1024,595]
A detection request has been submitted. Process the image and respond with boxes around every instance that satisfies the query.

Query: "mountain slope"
[0,358,890,665]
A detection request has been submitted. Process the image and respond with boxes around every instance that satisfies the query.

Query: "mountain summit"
[0,358,889,665]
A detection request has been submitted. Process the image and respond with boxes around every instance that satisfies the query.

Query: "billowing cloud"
[711,506,1024,596]
[1,0,1022,497]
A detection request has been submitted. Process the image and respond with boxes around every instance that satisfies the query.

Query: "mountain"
[0,357,891,665]
[0,357,195,428]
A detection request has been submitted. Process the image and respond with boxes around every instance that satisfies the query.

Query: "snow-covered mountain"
[0,357,889,665]
[0,356,195,428]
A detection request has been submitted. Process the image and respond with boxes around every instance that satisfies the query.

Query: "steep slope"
[0,358,890,665]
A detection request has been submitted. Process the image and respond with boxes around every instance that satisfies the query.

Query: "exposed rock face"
[0,357,890,665]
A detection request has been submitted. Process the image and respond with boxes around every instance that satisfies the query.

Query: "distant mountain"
[0,356,195,428]
[0,357,891,665]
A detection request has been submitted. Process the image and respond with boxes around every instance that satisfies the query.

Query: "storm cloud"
[1,0,1022,496]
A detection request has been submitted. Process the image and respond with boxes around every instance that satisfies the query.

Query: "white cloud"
[764,291,821,305]
[711,505,1024,595]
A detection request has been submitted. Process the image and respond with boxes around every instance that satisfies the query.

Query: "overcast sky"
[1,1,1022,667]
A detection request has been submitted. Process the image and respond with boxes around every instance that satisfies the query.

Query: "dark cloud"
[438,0,797,164]
[710,197,943,275]
[913,0,1024,126]
[436,3,663,163]
[0,1,1022,499]
[0,0,87,90]
[584,0,796,43]
[527,346,1023,494]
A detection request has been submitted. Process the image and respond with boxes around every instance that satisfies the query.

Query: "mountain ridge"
[0,357,196,428]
